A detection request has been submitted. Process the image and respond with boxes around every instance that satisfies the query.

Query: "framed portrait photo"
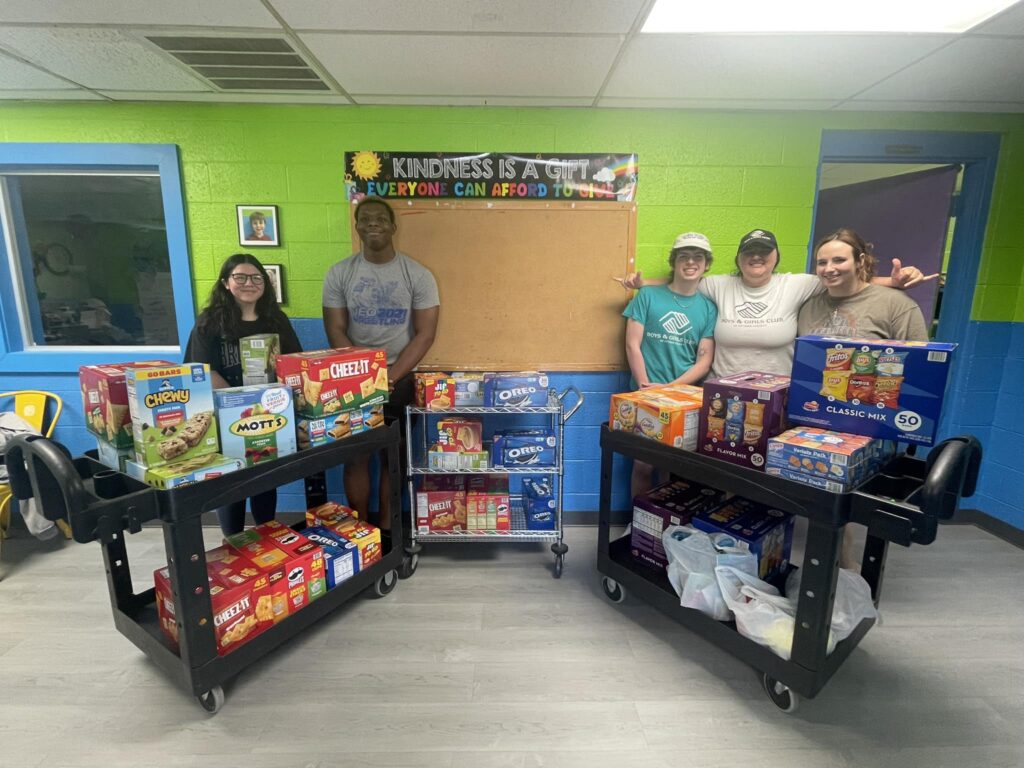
[263,263,285,304]
[237,204,280,247]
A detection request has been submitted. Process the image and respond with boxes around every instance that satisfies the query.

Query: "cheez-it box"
[276,347,388,418]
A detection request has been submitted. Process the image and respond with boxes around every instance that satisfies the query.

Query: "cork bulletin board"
[349,199,635,370]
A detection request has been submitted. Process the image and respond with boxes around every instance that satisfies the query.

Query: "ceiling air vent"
[146,36,331,92]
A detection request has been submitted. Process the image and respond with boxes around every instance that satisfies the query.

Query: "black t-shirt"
[184,316,302,388]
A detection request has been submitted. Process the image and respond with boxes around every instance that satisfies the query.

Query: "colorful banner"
[345,152,637,202]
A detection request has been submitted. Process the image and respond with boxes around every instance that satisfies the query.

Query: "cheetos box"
[80,360,175,448]
[414,372,456,410]
[698,372,790,470]
[788,336,956,446]
[275,347,388,418]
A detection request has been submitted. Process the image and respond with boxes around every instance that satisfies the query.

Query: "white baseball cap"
[672,232,712,254]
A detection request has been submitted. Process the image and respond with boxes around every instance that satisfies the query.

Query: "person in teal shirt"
[622,232,717,494]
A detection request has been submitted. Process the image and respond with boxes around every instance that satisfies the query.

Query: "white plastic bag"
[716,565,806,659]
[663,526,757,621]
[785,567,878,645]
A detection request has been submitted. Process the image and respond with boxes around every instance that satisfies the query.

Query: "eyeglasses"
[229,273,265,285]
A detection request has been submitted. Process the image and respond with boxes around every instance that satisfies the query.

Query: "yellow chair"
[0,390,67,546]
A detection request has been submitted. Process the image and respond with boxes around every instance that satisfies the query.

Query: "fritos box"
[303,525,361,589]
[276,347,388,418]
[414,373,456,410]
[630,479,725,570]
[301,403,384,447]
[79,360,175,448]
[214,384,296,467]
[240,333,280,385]
[698,372,789,470]
[124,452,244,489]
[787,336,956,446]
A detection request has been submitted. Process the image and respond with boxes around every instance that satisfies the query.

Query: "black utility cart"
[4,421,412,715]
[597,424,981,713]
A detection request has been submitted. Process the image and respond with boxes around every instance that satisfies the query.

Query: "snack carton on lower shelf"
[302,526,361,588]
[630,479,726,570]
[125,453,244,490]
[691,497,794,582]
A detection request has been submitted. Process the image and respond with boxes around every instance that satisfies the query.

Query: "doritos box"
[630,479,726,570]
[437,418,483,452]
[302,403,385,447]
[124,363,219,468]
[788,336,956,446]
[491,429,557,467]
[416,486,466,533]
[414,372,456,410]
[214,384,296,467]
[766,427,895,485]
[632,388,702,450]
[79,360,175,448]
[692,498,794,582]
[698,372,790,470]
[483,372,549,407]
[275,347,388,418]
[125,453,244,490]
[240,333,280,385]
[328,518,383,569]
[302,525,361,589]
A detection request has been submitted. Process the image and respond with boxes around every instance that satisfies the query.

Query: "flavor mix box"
[79,360,175,448]
[276,347,388,417]
[630,479,726,570]
[788,336,956,445]
[125,363,219,468]
[698,372,789,470]
[214,384,296,467]
[240,333,280,385]
[125,452,244,489]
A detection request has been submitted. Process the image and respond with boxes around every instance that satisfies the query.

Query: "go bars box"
[214,384,296,467]
[788,336,956,446]
[125,452,244,490]
[79,360,175,448]
[275,347,388,418]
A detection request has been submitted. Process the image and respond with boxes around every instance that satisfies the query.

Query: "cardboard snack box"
[414,373,456,410]
[94,436,133,472]
[276,347,388,418]
[452,372,485,406]
[240,333,280,385]
[630,479,726,570]
[79,360,175,448]
[305,501,359,528]
[632,389,702,450]
[491,429,557,467]
[766,427,895,484]
[249,522,328,605]
[125,363,219,468]
[327,518,384,569]
[416,488,466,533]
[483,372,550,407]
[692,498,794,582]
[215,384,297,467]
[788,335,956,446]
[698,371,790,470]
[301,403,384,448]
[125,452,244,490]
[302,525,361,589]
[207,544,289,629]
[436,418,484,452]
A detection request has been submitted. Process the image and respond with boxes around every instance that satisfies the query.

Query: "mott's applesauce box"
[788,336,956,446]
[124,363,219,468]
[214,384,296,466]
[275,347,388,418]
[79,360,175,448]
[240,333,280,385]
[414,372,456,410]
[698,372,790,470]
[125,453,244,490]
[483,372,549,407]
[630,479,726,570]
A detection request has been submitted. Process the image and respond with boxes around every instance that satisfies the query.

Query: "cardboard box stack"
[415,475,511,533]
[765,427,896,493]
[630,479,726,570]
[426,417,488,470]
[521,476,556,530]
[213,384,297,467]
[691,497,794,582]
[304,502,383,569]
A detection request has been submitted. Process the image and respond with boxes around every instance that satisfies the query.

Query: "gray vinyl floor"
[1,522,1022,768]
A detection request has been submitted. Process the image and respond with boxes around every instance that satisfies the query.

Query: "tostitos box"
[275,347,388,418]
[698,372,789,470]
[214,384,296,467]
[483,372,550,407]
[79,360,175,448]
[788,336,956,445]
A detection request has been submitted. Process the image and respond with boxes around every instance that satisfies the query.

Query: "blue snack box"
[522,477,557,530]
[302,526,361,589]
[491,429,557,467]
[766,428,895,484]
[788,336,956,445]
[692,497,793,581]
[765,465,860,494]
[303,403,385,447]
[483,372,550,407]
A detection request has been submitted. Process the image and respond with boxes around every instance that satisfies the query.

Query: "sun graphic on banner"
[351,151,382,181]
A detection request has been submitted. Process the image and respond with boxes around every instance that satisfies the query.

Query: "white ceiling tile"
[0,50,74,88]
[274,0,644,34]
[855,37,1024,101]
[301,33,611,97]
[354,94,596,106]
[0,0,281,27]
[968,1,1024,35]
[834,99,1024,113]
[0,27,210,91]
[0,89,103,100]
[597,97,840,110]
[98,90,353,104]
[604,34,953,100]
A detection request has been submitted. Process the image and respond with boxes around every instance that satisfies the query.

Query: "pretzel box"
[483,372,550,407]
[214,384,296,467]
[124,363,219,469]
[302,525,361,589]
[414,373,456,410]
[275,347,388,418]
[788,336,957,446]
[302,403,385,448]
[124,453,245,490]
[692,498,794,582]
[79,360,175,448]
[240,333,280,385]
[698,372,790,470]
[630,479,726,570]
[632,388,703,450]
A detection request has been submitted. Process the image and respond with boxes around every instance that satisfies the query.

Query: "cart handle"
[557,386,584,423]
[5,435,88,522]
[920,435,983,519]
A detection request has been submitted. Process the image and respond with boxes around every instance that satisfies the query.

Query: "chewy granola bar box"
[125,452,244,490]
[79,360,175,448]
[214,384,296,467]
[124,363,219,468]
[275,347,388,418]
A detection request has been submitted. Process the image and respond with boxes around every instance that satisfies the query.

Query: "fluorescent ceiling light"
[641,0,1019,34]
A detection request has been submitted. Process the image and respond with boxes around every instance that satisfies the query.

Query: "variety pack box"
[630,479,726,570]
[766,427,895,486]
[276,347,388,417]
[788,335,957,446]
[302,525,361,589]
[414,373,456,410]
[302,403,385,448]
[698,372,790,470]
[124,363,219,468]
[79,360,175,448]
[483,372,549,407]
[225,525,327,613]
[491,429,557,467]
[125,452,245,489]
[214,384,296,466]
[240,333,280,385]
[692,498,794,582]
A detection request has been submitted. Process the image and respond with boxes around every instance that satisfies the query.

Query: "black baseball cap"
[737,229,778,254]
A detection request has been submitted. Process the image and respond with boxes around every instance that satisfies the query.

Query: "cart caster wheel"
[554,553,564,579]
[372,569,399,597]
[398,553,419,579]
[601,576,625,604]
[762,673,800,713]
[197,686,224,715]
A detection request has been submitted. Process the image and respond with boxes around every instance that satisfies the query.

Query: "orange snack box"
[275,347,388,417]
[415,372,456,410]
[632,388,702,450]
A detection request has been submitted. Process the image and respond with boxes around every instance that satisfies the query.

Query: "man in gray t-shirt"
[322,196,440,527]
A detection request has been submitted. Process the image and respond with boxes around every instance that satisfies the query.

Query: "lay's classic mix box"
[483,372,549,407]
[214,384,296,466]
[124,364,218,468]
[79,360,175,448]
[788,336,956,445]
[275,347,388,418]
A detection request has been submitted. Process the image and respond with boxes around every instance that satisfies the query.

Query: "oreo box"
[693,497,793,582]
[214,384,296,467]
[630,479,726,570]
[788,336,956,446]
[698,372,790,470]
[483,372,549,407]
[300,525,361,590]
[491,429,557,467]
[522,477,556,531]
